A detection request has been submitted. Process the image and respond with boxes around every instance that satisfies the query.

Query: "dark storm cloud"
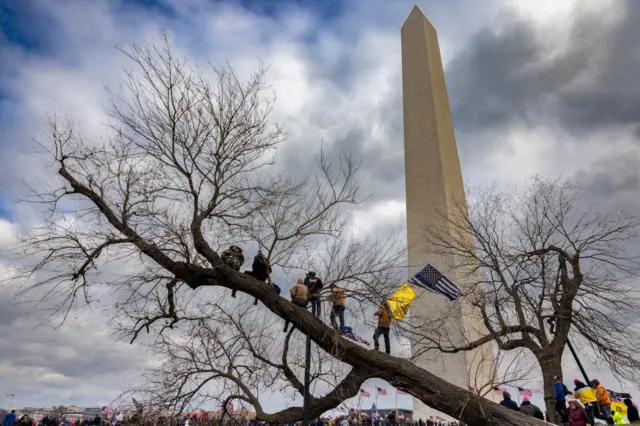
[580,154,640,207]
[447,1,640,135]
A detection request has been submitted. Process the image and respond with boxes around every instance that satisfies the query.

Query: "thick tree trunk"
[195,267,550,426]
[541,356,565,425]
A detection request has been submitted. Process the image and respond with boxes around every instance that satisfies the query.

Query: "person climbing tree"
[284,279,309,332]
[329,282,346,330]
[373,300,391,354]
[304,271,323,318]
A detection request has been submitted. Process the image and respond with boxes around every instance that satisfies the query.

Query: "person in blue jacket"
[2,410,17,426]
[553,376,570,423]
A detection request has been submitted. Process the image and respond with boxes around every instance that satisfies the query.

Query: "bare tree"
[14,33,549,426]
[468,346,537,399]
[417,177,640,422]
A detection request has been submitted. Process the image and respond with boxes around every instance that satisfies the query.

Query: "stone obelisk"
[402,5,494,420]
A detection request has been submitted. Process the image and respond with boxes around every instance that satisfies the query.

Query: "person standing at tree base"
[554,376,570,423]
[569,400,590,426]
[591,379,611,420]
[574,379,599,426]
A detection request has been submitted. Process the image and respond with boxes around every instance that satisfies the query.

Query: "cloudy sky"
[1,0,640,413]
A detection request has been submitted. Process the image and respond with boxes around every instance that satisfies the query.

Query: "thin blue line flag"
[408,264,461,301]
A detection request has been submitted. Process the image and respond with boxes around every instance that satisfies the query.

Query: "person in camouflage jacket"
[222,245,244,270]
[222,245,244,298]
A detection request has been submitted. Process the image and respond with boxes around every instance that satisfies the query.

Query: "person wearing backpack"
[553,376,570,423]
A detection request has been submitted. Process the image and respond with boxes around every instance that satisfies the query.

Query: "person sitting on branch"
[237,249,274,304]
[221,244,244,271]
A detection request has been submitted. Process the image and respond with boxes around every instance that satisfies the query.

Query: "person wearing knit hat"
[520,396,544,420]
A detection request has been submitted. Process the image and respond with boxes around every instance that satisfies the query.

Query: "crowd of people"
[498,377,640,424]
[220,246,392,353]
[305,412,458,426]
[2,412,125,426]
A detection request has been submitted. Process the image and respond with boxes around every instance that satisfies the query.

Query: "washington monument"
[402,5,495,419]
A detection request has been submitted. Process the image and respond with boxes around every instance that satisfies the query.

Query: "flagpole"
[375,387,378,412]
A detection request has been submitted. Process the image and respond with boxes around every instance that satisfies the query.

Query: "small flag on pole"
[408,264,461,301]
[493,387,505,395]
[397,389,408,395]
[377,387,388,396]
[518,387,533,397]
[225,401,233,413]
[360,389,371,397]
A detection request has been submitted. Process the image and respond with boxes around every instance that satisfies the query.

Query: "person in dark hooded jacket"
[625,398,640,423]
[243,250,273,305]
[499,391,519,411]
[245,250,271,281]
[304,271,323,317]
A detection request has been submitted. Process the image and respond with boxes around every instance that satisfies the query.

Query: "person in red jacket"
[568,400,590,426]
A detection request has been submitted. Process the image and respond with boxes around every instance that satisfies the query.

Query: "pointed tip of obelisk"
[403,4,434,29]
[410,4,424,16]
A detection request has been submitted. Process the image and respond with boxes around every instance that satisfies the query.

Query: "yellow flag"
[611,401,628,417]
[387,283,415,321]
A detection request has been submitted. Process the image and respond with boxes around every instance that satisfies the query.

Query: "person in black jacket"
[499,391,519,411]
[386,410,396,425]
[243,250,273,305]
[245,250,271,280]
[304,271,323,317]
[625,398,639,422]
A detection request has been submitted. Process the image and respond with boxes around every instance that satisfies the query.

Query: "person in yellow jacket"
[574,379,598,426]
[590,379,612,419]
[329,282,346,329]
[283,279,308,332]
[612,408,627,424]
[373,301,392,354]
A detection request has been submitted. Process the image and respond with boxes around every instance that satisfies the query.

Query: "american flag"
[225,401,233,413]
[518,387,533,397]
[360,389,371,397]
[408,264,461,301]
[397,389,408,395]
[493,387,505,395]
[377,387,388,396]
